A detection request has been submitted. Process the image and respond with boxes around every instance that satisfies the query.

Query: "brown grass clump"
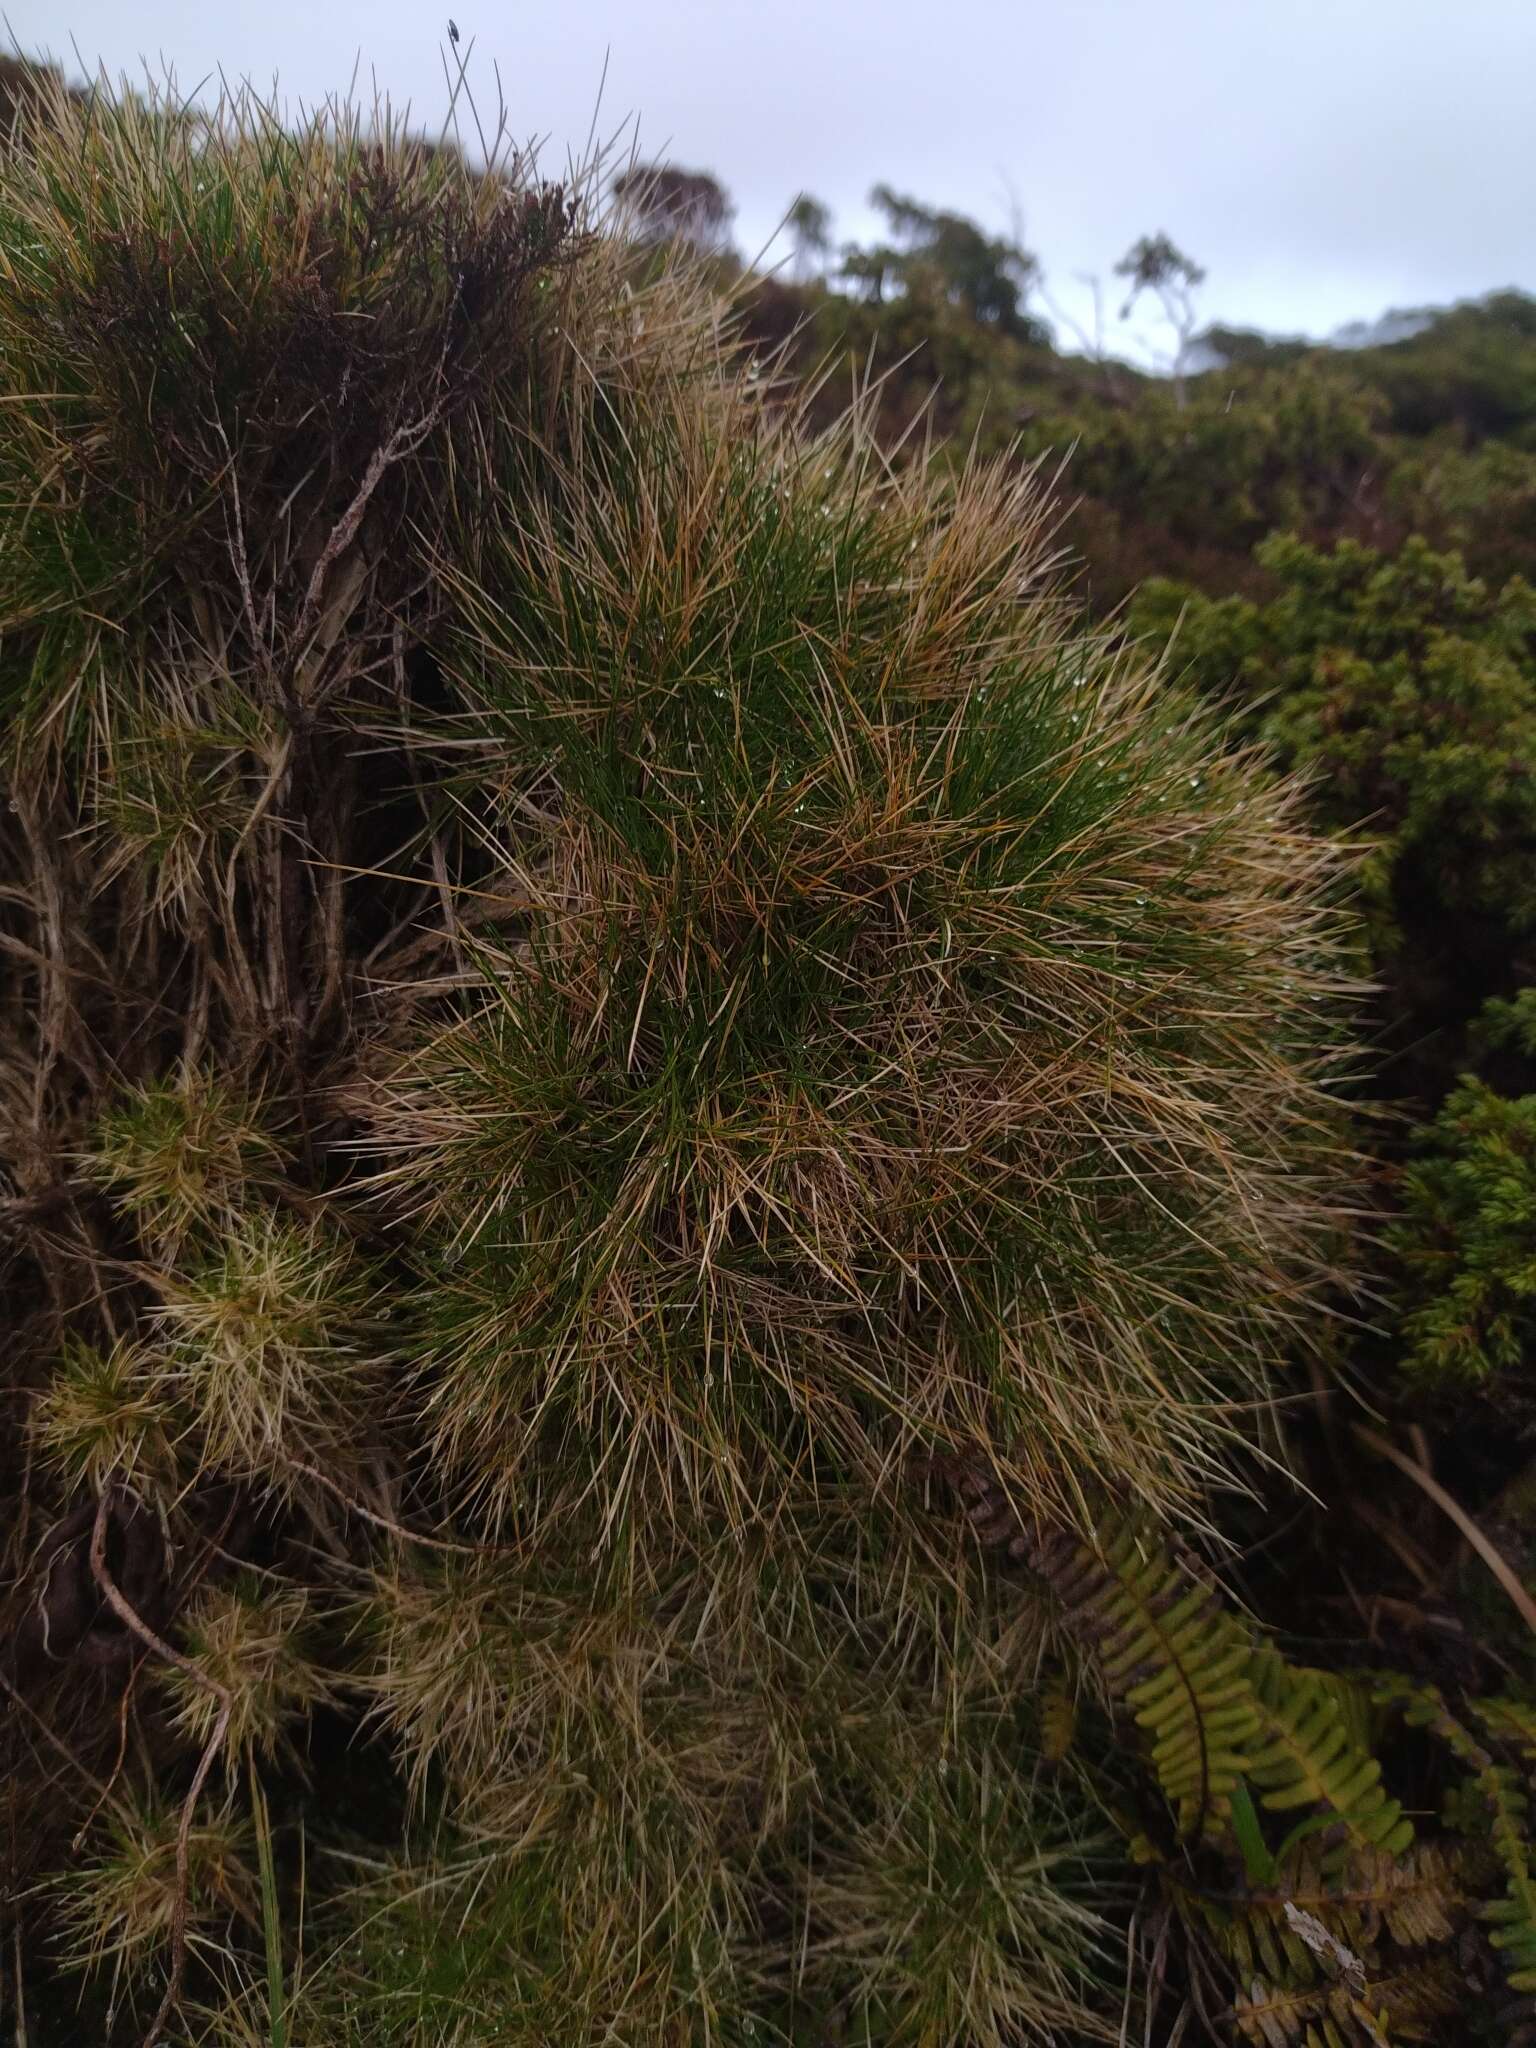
[0,66,1361,2045]
[356,417,1357,1547]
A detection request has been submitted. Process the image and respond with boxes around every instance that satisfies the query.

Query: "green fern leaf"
[1248,1651,1413,1868]
[1377,1677,1536,1996]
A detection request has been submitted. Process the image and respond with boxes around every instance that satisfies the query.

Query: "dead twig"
[140,1700,232,2048]
[1353,1424,1536,1640]
[89,1492,233,2048]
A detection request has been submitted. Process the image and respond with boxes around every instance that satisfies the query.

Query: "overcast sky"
[8,0,1535,359]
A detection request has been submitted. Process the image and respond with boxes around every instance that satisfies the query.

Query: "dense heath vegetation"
[5,51,1536,2048]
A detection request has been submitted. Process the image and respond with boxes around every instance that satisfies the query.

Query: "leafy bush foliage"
[1387,995,1536,1387]
[1132,535,1536,1081]
[1133,535,1536,1418]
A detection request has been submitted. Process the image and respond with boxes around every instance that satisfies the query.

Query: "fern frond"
[1349,1843,1473,1948]
[1027,1517,1261,1837]
[1378,1677,1536,1995]
[1247,1650,1413,1869]
[1473,1695,1536,1765]
[1026,1517,1411,1869]
[1024,1520,1459,2039]
[1232,1957,1457,2046]
[1215,1842,1463,1979]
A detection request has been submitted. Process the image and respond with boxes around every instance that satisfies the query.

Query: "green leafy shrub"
[1132,534,1536,1083]
[1026,363,1383,570]
[1387,994,1536,1387]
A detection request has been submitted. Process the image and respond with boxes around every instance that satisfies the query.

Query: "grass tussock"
[360,395,1359,1544]
[0,67,1363,2045]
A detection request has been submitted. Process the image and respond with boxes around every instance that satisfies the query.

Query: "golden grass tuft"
[354,376,1362,1549]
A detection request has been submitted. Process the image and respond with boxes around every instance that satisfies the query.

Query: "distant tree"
[786,193,832,281]
[612,162,735,254]
[1195,323,1309,371]
[865,184,935,244]
[1116,232,1205,406]
[858,184,1041,336]
[838,242,902,305]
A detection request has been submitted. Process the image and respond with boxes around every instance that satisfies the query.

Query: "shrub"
[1388,992,1536,1389]
[0,72,1361,2044]
[1132,533,1536,1085]
[1391,1071,1536,1386]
